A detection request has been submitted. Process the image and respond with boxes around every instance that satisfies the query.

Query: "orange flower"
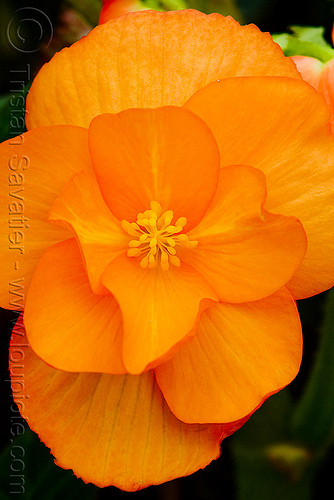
[291,27,334,132]
[3,10,334,491]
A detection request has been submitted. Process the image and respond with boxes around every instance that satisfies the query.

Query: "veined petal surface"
[24,239,125,374]
[156,288,302,423]
[10,323,225,491]
[26,10,300,129]
[0,126,92,309]
[185,76,334,298]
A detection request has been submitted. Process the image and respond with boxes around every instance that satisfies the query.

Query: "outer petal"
[184,76,334,299]
[102,255,218,374]
[182,165,307,303]
[49,171,129,293]
[26,10,300,129]
[88,107,220,228]
[0,126,92,309]
[10,325,224,491]
[24,239,125,374]
[156,288,302,423]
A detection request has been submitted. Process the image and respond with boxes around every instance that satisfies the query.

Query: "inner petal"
[49,171,129,294]
[88,106,220,230]
[102,255,218,374]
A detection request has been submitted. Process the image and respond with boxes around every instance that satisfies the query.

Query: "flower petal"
[26,10,300,129]
[156,288,302,423]
[291,56,324,88]
[49,171,129,293]
[24,238,125,374]
[88,107,220,229]
[10,324,225,490]
[182,165,307,303]
[102,255,218,374]
[0,126,92,309]
[184,76,334,298]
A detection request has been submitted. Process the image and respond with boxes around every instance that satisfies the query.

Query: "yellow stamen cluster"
[122,201,198,271]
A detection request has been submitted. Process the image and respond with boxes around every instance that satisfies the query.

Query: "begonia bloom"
[3,9,334,491]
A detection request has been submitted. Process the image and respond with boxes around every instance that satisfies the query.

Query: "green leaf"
[0,427,97,500]
[156,0,189,10]
[289,26,331,47]
[273,26,334,63]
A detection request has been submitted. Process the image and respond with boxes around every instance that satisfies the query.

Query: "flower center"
[121,201,198,271]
